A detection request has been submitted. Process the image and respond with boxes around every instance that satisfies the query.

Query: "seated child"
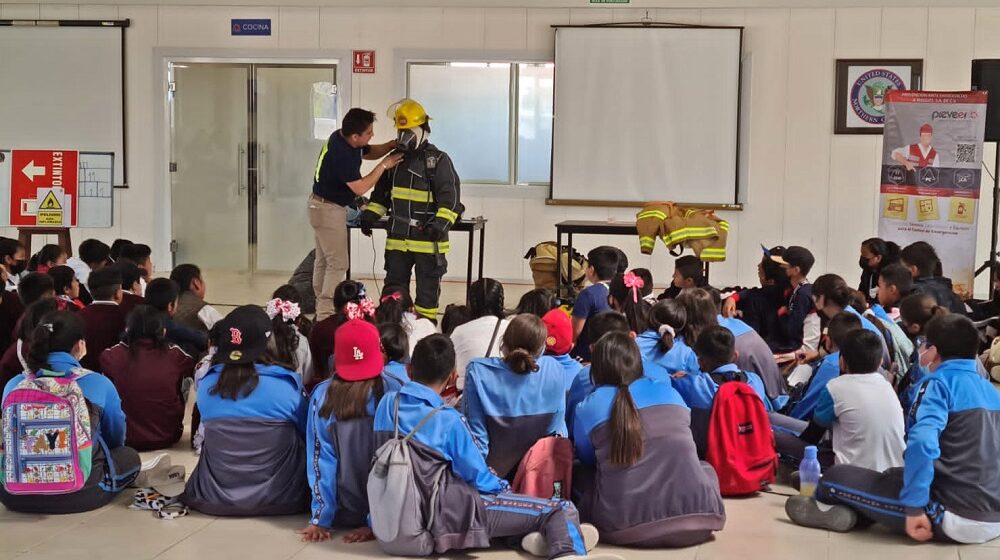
[113,259,145,316]
[28,243,67,274]
[629,268,657,304]
[710,288,785,400]
[566,311,670,428]
[0,298,58,387]
[658,255,708,301]
[541,308,582,391]
[688,326,772,456]
[786,312,863,420]
[0,311,139,513]
[184,306,309,516]
[264,294,313,382]
[573,331,726,547]
[515,288,557,317]
[379,322,410,381]
[47,265,84,311]
[607,271,652,335]
[787,314,1000,544]
[299,319,406,543]
[100,305,195,451]
[463,313,568,478]
[371,334,617,559]
[376,284,435,357]
[636,299,700,375]
[901,241,966,314]
[570,247,618,361]
[78,267,127,372]
[144,277,209,357]
[169,264,223,332]
[808,329,904,471]
[309,280,371,388]
[441,303,472,336]
[450,279,509,393]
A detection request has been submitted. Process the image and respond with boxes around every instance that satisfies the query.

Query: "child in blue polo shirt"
[570,247,619,361]
[371,334,619,559]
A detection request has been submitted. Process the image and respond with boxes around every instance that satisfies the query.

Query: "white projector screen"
[0,24,126,186]
[551,26,742,206]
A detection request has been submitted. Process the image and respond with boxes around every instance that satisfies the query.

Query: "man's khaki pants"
[308,194,348,320]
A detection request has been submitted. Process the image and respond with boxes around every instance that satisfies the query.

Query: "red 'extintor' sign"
[353,50,376,74]
[9,150,79,227]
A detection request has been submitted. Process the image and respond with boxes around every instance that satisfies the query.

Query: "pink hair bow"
[345,298,376,320]
[265,298,301,322]
[623,271,645,303]
[380,293,402,304]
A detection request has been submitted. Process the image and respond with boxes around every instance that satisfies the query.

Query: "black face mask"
[8,260,26,276]
[859,256,870,270]
[397,129,418,152]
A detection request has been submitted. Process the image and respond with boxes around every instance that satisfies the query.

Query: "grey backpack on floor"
[368,395,447,556]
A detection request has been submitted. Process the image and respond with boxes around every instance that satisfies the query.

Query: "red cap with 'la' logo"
[334,319,384,381]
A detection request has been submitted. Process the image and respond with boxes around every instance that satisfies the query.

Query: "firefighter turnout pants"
[384,243,447,322]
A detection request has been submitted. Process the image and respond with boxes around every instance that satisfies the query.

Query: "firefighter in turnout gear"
[360,99,462,322]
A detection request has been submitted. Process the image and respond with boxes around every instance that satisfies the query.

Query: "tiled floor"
[3,271,999,559]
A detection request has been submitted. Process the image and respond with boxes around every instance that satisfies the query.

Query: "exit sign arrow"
[21,160,46,181]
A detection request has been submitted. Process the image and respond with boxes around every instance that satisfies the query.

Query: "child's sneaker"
[521,523,599,557]
[785,496,857,532]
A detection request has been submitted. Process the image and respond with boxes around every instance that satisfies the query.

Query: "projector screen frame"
[547,22,744,211]
[0,18,131,188]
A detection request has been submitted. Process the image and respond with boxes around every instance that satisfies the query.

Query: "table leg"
[466,229,474,304]
[478,224,485,281]
[555,229,563,300]
[346,227,352,280]
[566,233,574,299]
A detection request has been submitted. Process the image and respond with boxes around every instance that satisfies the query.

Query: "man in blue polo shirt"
[309,108,401,320]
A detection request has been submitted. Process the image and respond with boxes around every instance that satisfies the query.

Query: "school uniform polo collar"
[400,380,445,407]
[933,359,980,378]
[711,363,741,375]
[91,300,119,306]
[46,352,84,374]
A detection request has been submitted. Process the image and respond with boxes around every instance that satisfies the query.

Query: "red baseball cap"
[920,123,933,134]
[334,319,384,381]
[542,308,573,355]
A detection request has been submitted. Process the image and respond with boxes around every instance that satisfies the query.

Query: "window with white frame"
[407,61,554,185]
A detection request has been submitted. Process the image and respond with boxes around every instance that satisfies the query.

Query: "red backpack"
[512,436,574,500]
[705,376,776,496]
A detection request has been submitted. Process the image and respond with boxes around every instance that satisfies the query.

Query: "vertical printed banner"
[878,91,988,298]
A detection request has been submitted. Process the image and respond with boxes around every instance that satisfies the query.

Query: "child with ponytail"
[0,311,140,513]
[607,271,652,335]
[573,331,725,547]
[264,291,313,383]
[299,319,406,543]
[637,299,700,376]
[376,284,435,356]
[463,313,568,478]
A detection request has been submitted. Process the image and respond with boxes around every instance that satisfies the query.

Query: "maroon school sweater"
[120,291,145,319]
[78,302,127,372]
[100,340,194,451]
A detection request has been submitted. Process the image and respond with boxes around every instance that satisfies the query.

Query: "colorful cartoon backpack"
[1,369,93,495]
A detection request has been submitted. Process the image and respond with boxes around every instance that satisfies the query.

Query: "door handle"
[258,143,267,195]
[237,143,247,196]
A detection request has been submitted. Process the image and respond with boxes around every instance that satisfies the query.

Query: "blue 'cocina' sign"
[231,19,271,36]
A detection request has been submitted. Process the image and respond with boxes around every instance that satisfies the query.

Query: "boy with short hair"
[372,334,617,560]
[786,313,863,421]
[813,329,904,471]
[114,260,145,316]
[170,264,223,332]
[17,272,55,308]
[658,255,707,300]
[900,241,965,314]
[145,277,208,356]
[570,247,619,361]
[787,314,1000,543]
[79,267,127,371]
[67,238,111,304]
[875,263,913,317]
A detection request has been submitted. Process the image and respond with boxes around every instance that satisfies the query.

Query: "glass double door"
[169,62,336,272]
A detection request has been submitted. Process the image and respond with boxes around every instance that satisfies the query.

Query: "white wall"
[3,2,1000,295]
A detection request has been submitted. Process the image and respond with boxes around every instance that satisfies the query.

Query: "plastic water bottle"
[799,445,822,498]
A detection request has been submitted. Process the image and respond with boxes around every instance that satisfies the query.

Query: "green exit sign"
[590,0,630,3]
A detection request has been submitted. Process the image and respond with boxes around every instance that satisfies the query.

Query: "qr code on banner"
[956,144,977,164]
